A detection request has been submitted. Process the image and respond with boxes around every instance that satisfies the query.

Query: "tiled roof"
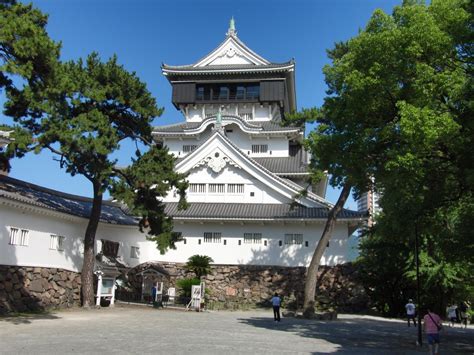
[162,61,294,74]
[253,156,308,174]
[153,116,301,134]
[0,175,138,225]
[165,202,365,220]
[0,176,365,224]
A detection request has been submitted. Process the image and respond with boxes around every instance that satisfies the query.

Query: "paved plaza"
[0,305,473,354]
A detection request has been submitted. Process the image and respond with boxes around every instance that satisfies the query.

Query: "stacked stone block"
[0,265,81,314]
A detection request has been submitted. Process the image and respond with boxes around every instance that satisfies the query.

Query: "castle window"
[204,232,221,243]
[102,240,119,258]
[284,234,303,245]
[219,86,229,100]
[195,83,259,101]
[130,246,140,259]
[189,183,206,193]
[9,227,29,246]
[196,86,205,100]
[183,145,197,154]
[209,184,225,193]
[196,85,210,100]
[244,233,262,244]
[251,144,268,154]
[227,184,244,194]
[50,235,65,251]
[246,85,260,100]
[236,86,245,100]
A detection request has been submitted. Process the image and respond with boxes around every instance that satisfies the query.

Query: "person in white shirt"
[405,299,417,327]
[271,292,281,322]
[447,304,458,327]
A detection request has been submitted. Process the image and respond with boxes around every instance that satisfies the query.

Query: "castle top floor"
[161,18,296,122]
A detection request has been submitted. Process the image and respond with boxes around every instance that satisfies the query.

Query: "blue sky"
[2,0,402,209]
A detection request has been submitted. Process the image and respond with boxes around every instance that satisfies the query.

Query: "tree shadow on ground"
[237,316,474,354]
[0,311,60,325]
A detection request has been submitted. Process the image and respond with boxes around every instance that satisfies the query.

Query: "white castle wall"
[165,130,290,159]
[144,221,351,267]
[0,203,353,271]
[0,205,84,271]
[175,165,289,204]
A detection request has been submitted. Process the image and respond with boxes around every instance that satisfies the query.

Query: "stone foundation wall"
[125,262,368,312]
[0,262,368,314]
[202,263,367,312]
[0,265,81,314]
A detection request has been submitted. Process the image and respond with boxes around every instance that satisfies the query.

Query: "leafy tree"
[285,0,472,316]
[0,1,59,91]
[0,1,59,167]
[5,51,188,307]
[184,255,214,279]
[357,203,474,316]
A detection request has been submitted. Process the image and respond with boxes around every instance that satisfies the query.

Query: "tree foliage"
[0,1,58,166]
[285,0,473,316]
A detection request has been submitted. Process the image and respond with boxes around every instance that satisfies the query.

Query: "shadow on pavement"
[0,312,60,325]
[238,316,474,354]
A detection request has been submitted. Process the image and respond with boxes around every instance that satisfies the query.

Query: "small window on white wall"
[251,144,268,154]
[209,184,225,193]
[227,184,244,194]
[9,227,29,246]
[244,233,262,244]
[189,183,206,193]
[204,232,221,243]
[284,234,303,245]
[130,246,140,259]
[183,145,197,154]
[50,235,65,251]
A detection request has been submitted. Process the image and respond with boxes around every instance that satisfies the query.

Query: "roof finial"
[227,16,237,37]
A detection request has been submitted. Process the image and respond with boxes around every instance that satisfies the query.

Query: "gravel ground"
[0,305,473,354]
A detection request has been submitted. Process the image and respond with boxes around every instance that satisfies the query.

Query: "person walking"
[271,292,281,322]
[423,307,442,355]
[405,299,417,327]
[459,301,470,329]
[447,303,458,327]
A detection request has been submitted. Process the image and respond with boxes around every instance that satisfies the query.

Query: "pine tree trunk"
[303,183,352,317]
[81,181,103,308]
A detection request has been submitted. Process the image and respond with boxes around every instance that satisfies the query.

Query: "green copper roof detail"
[227,16,237,36]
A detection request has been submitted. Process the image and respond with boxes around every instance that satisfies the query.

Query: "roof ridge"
[153,116,301,134]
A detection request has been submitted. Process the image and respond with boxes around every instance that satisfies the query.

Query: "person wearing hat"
[405,299,417,327]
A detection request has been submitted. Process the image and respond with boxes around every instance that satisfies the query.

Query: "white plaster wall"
[230,135,288,158]
[0,205,85,272]
[0,202,355,270]
[0,204,145,272]
[165,139,201,158]
[141,221,351,267]
[166,164,291,204]
[254,105,270,121]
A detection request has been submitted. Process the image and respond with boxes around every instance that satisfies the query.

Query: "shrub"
[176,278,201,298]
[184,255,214,278]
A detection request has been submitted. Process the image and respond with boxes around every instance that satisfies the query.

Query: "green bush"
[176,278,201,298]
